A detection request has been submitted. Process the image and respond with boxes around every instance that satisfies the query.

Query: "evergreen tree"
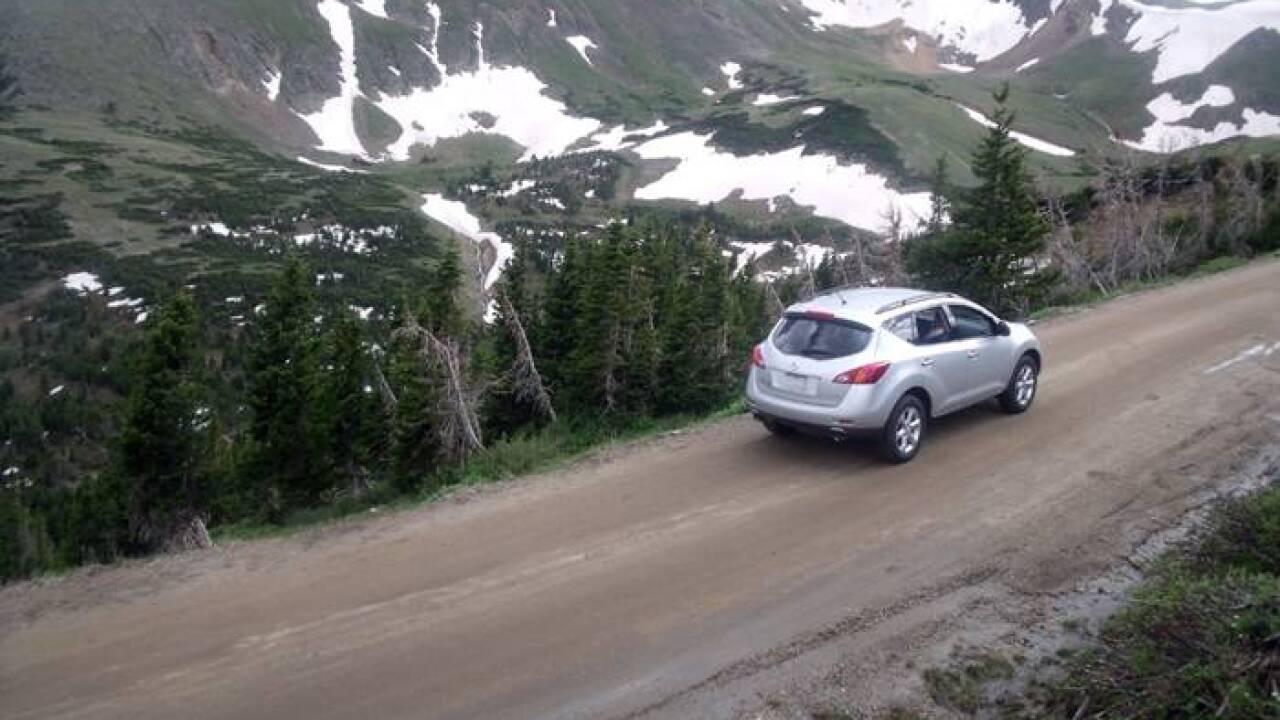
[906,86,1055,315]
[424,243,463,337]
[483,245,549,436]
[316,310,377,496]
[539,237,586,404]
[246,258,322,516]
[388,323,440,492]
[0,488,48,581]
[119,291,207,548]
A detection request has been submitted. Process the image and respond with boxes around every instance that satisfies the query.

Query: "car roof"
[785,287,962,325]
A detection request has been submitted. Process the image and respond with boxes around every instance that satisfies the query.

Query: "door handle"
[967,350,980,358]
[921,358,935,367]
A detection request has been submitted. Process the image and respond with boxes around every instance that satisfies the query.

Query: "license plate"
[773,370,817,396]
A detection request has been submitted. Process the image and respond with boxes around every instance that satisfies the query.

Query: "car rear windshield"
[772,314,872,359]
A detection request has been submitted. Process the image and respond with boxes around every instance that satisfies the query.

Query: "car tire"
[999,355,1039,414]
[762,418,797,437]
[880,394,926,463]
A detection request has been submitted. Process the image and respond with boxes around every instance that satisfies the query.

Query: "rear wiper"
[799,350,837,359]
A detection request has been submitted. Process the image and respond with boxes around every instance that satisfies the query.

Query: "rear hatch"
[760,312,874,408]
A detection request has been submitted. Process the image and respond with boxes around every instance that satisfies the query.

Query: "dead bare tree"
[1044,188,1102,296]
[394,313,484,463]
[495,290,556,424]
[765,280,785,322]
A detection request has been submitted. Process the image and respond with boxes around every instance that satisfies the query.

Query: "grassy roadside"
[212,400,749,543]
[1036,482,1280,719]
[902,476,1280,720]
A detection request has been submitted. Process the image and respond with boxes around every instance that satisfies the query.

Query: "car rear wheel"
[881,394,926,463]
[999,355,1039,414]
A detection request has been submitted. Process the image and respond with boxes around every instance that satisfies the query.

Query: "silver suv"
[746,287,1042,462]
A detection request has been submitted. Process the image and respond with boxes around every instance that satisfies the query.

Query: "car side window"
[912,307,951,346]
[947,304,996,340]
[884,313,916,343]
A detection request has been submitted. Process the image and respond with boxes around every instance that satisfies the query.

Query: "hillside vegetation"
[3,86,1278,581]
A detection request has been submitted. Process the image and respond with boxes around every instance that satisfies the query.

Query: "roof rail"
[801,283,868,302]
[875,292,956,315]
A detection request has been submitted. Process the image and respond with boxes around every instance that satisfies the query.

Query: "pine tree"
[484,245,552,435]
[424,243,464,337]
[246,257,322,516]
[316,310,376,497]
[388,329,439,492]
[119,291,209,549]
[906,86,1055,315]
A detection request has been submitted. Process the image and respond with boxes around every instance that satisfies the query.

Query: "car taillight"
[833,362,890,385]
[750,344,766,369]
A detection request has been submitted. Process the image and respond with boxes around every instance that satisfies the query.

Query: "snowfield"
[1126,85,1280,152]
[376,21,600,161]
[577,120,669,153]
[797,0,1035,61]
[957,105,1076,157]
[298,0,367,158]
[632,132,932,232]
[1116,0,1280,84]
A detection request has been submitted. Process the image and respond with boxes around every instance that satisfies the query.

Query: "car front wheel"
[999,355,1039,414]
[881,394,926,463]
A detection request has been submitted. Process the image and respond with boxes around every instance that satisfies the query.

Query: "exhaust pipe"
[829,427,849,442]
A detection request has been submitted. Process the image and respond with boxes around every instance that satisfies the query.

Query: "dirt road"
[3,260,1279,720]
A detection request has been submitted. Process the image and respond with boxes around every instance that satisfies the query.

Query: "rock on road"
[3,260,1279,720]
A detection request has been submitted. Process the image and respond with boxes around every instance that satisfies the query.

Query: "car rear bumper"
[745,368,893,432]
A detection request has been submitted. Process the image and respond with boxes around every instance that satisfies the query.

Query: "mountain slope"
[1,0,1277,269]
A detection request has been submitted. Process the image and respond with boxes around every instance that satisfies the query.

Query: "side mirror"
[996,321,1011,336]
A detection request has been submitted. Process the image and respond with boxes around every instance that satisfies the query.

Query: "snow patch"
[263,69,282,101]
[191,222,232,236]
[957,105,1076,157]
[48,385,65,397]
[61,272,102,294]
[802,106,826,116]
[902,35,917,54]
[632,132,933,233]
[297,156,369,174]
[1016,58,1040,72]
[566,35,598,65]
[547,8,557,27]
[798,0,1033,62]
[702,87,716,96]
[1092,0,1115,35]
[420,194,512,291]
[1125,84,1280,152]
[721,62,744,90]
[938,63,974,73]
[754,93,797,106]
[500,179,537,197]
[298,0,367,157]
